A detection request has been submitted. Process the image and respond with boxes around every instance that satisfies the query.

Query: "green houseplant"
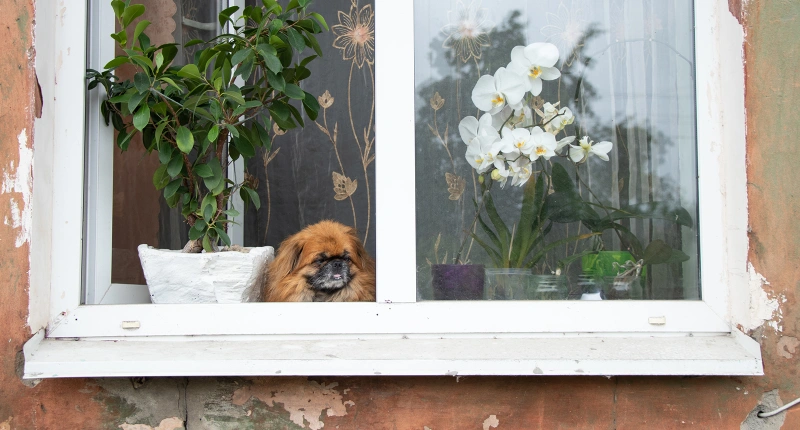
[86,0,328,302]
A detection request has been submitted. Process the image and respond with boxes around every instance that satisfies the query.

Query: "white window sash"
[28,0,760,376]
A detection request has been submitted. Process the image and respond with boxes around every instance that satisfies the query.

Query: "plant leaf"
[132,105,150,131]
[176,126,194,153]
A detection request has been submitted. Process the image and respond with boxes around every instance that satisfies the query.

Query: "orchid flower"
[569,136,613,163]
[471,67,528,114]
[500,128,535,158]
[508,43,561,96]
[459,113,499,146]
[528,128,558,161]
[466,135,505,173]
[508,157,534,187]
[555,136,576,152]
[493,104,534,130]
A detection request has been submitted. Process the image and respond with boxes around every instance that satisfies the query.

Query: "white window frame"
[24,0,762,378]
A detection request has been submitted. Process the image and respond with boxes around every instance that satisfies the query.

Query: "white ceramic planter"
[137,244,274,304]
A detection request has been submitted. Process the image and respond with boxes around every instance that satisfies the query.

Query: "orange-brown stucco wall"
[1,1,799,428]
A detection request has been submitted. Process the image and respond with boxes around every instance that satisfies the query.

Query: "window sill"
[23,330,762,378]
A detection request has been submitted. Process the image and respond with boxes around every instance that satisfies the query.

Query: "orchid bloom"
[500,128,535,158]
[569,136,613,163]
[459,113,499,146]
[508,43,561,96]
[508,157,534,187]
[528,128,558,161]
[471,67,528,114]
[493,104,534,130]
[466,135,505,173]
[555,135,576,152]
[536,102,574,134]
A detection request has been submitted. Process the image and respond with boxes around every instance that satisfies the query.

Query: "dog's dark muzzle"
[309,258,351,291]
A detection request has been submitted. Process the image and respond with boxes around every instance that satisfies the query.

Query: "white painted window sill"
[23,330,762,378]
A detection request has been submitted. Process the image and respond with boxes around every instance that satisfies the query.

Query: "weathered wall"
[1,0,799,428]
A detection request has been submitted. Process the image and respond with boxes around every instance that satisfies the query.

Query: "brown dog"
[262,220,376,302]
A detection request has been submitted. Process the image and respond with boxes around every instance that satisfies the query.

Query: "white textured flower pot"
[137,244,274,304]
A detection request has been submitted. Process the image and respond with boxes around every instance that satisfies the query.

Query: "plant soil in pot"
[431,264,485,300]
[138,244,274,304]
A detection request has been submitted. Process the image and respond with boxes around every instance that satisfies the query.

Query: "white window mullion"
[375,0,417,303]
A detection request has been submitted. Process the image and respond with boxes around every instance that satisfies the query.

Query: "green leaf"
[160,76,181,90]
[163,178,182,199]
[298,0,310,7]
[132,105,150,131]
[218,5,240,28]
[134,72,150,94]
[283,83,304,100]
[121,4,145,28]
[104,56,130,69]
[189,226,204,241]
[306,33,323,56]
[202,234,212,252]
[194,163,213,178]
[223,90,246,105]
[154,121,167,148]
[215,227,232,246]
[309,12,329,31]
[201,194,217,220]
[230,49,252,66]
[133,20,151,47]
[127,91,147,113]
[609,202,694,228]
[266,71,286,91]
[154,51,164,70]
[302,91,320,120]
[234,56,254,81]
[160,44,178,67]
[512,175,544,266]
[158,141,173,164]
[192,219,207,232]
[642,240,689,265]
[234,135,255,158]
[176,126,194,153]
[286,27,305,52]
[111,0,125,18]
[203,158,224,190]
[551,162,577,194]
[110,30,128,47]
[152,164,170,190]
[545,192,600,223]
[483,193,510,252]
[242,186,261,210]
[167,152,183,177]
[184,38,204,48]
[525,233,600,269]
[286,0,300,10]
[257,48,282,74]
[177,64,202,80]
[268,19,283,34]
[117,129,134,151]
[207,125,220,143]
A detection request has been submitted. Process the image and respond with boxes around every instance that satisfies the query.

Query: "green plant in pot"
[86,0,327,303]
[544,159,694,299]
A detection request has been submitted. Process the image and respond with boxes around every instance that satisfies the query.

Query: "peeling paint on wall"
[743,263,782,332]
[2,129,33,247]
[232,378,352,430]
[483,415,499,430]
[118,417,184,430]
[777,336,800,359]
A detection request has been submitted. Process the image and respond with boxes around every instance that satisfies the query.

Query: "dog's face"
[263,221,376,302]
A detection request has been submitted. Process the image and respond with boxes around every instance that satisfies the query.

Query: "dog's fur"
[261,220,376,302]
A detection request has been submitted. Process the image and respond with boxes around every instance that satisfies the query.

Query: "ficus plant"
[86,0,327,252]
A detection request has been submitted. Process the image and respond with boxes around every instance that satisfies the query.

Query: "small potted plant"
[86,0,327,303]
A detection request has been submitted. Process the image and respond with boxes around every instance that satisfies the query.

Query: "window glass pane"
[242,0,377,256]
[414,0,699,301]
[108,0,223,285]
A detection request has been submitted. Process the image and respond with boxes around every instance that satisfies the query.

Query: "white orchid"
[471,67,528,114]
[569,136,613,163]
[536,102,574,134]
[500,128,535,158]
[493,104,533,130]
[508,43,561,96]
[556,135,576,152]
[528,128,558,161]
[508,157,534,187]
[466,135,505,173]
[459,113,499,146]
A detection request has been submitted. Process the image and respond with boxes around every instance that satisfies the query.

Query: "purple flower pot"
[431,264,485,300]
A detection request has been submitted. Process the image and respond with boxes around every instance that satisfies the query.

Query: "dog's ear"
[269,234,305,282]
[346,228,375,271]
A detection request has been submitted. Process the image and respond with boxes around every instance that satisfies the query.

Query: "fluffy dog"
[262,220,376,302]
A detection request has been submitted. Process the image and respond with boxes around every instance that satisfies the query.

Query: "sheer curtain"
[413,0,698,300]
